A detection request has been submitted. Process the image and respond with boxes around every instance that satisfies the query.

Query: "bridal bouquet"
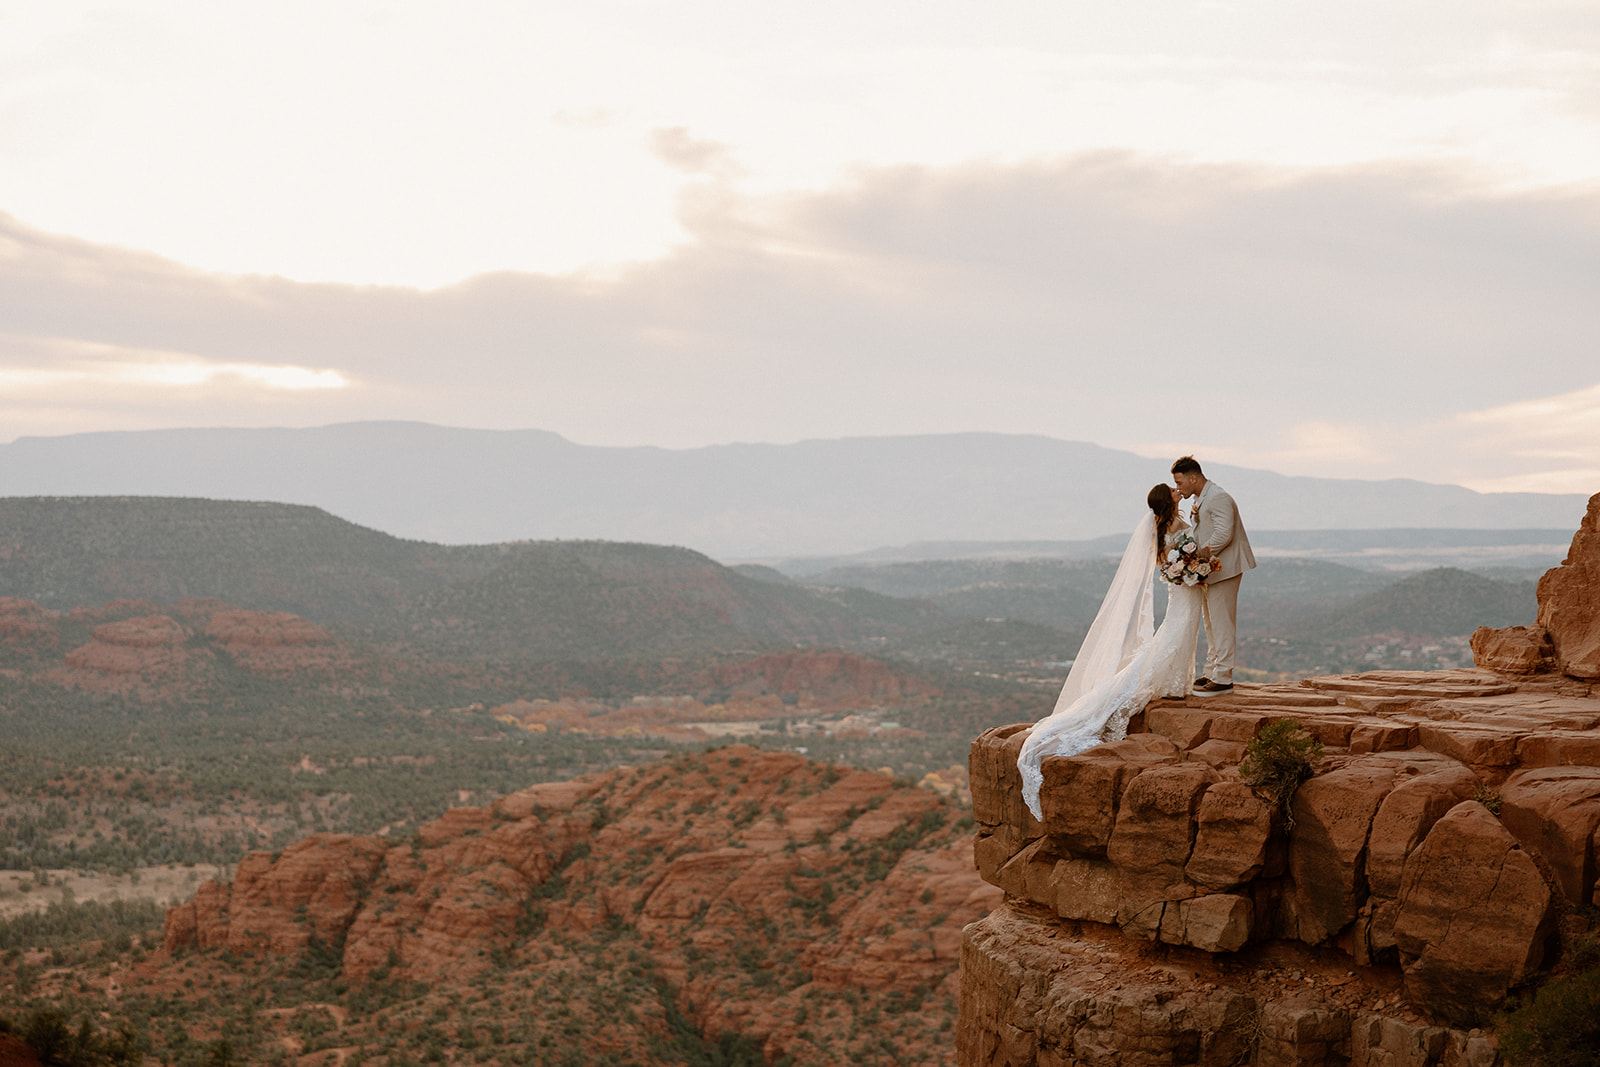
[1161,530,1213,586]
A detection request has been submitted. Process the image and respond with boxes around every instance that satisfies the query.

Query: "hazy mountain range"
[0,422,1589,558]
[0,498,1539,682]
[0,497,937,662]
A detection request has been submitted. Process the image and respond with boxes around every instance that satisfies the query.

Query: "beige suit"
[1191,481,1255,684]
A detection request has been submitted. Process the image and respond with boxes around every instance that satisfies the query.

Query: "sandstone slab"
[1414,722,1521,767]
[1515,731,1600,767]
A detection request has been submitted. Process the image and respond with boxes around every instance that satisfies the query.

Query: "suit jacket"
[1193,480,1256,583]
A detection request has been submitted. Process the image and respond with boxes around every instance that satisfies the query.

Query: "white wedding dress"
[1018,511,1204,820]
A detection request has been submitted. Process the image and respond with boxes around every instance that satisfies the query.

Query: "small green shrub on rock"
[1475,782,1504,816]
[1238,719,1323,829]
[1498,965,1600,1067]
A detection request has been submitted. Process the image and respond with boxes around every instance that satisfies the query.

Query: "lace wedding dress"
[1018,512,1204,819]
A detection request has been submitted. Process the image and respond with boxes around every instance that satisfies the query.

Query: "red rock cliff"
[1472,490,1600,678]
[961,497,1600,1067]
[164,745,998,1066]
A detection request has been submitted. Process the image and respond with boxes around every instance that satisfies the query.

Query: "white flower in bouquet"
[1183,572,1202,586]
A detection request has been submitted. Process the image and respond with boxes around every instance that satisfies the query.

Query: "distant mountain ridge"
[0,496,1548,681]
[0,422,1587,557]
[0,497,943,660]
[771,529,1574,577]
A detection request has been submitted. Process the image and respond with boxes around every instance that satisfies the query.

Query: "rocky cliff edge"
[960,492,1600,1067]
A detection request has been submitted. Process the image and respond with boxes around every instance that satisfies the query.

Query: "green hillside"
[392,541,945,658]
[1279,566,1537,642]
[0,497,449,620]
[0,497,947,662]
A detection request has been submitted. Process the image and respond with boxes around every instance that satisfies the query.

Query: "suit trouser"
[1200,573,1242,684]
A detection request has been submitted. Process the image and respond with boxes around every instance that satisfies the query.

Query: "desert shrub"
[0,897,164,952]
[1497,966,1600,1067]
[1238,720,1323,828]
[1475,782,1504,816]
[1562,909,1600,971]
[18,1010,142,1067]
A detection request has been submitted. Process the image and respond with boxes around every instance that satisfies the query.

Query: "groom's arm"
[1201,491,1239,554]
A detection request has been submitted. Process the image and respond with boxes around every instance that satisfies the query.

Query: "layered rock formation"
[40,598,355,694]
[164,745,997,1065]
[709,648,941,703]
[962,668,1600,1065]
[59,612,206,691]
[1472,491,1600,679]
[962,495,1600,1067]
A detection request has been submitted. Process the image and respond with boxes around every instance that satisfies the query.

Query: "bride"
[1018,483,1206,820]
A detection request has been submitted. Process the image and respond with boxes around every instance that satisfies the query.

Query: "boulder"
[1394,801,1554,1025]
[1470,625,1554,674]
[1049,858,1121,925]
[1255,999,1350,1067]
[1366,765,1480,899]
[970,724,1042,837]
[1498,765,1600,906]
[1289,759,1405,945]
[1185,781,1277,891]
[1173,893,1253,953]
[1036,741,1175,855]
[1537,491,1600,679]
[1348,1015,1449,1067]
[1106,763,1218,937]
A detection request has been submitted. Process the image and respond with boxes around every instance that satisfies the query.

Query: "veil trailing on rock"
[1018,512,1160,820]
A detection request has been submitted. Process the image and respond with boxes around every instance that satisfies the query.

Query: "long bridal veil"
[1017,512,1158,819]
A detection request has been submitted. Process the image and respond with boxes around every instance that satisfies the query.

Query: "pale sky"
[3,0,1599,494]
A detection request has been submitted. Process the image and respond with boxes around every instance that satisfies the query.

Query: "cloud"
[1,153,1598,495]
[1464,381,1600,442]
[0,333,348,391]
[648,127,742,177]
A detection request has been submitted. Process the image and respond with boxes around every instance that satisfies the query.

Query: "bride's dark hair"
[1147,483,1177,537]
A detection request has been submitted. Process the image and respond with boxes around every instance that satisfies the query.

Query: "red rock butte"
[161,745,998,1065]
[960,491,1600,1067]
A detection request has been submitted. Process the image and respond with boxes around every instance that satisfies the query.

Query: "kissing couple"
[1018,455,1257,818]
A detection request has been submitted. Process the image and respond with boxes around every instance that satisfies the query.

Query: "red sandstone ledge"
[958,491,1600,1066]
[962,666,1598,1064]
[970,667,1599,1004]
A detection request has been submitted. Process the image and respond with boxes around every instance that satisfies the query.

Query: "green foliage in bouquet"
[1238,719,1323,829]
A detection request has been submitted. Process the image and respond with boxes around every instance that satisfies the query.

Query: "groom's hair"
[1171,455,1203,476]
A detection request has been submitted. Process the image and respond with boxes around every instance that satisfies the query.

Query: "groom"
[1172,456,1256,695]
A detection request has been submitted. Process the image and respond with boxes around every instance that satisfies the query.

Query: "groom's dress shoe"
[1194,677,1210,687]
[1193,681,1234,696]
